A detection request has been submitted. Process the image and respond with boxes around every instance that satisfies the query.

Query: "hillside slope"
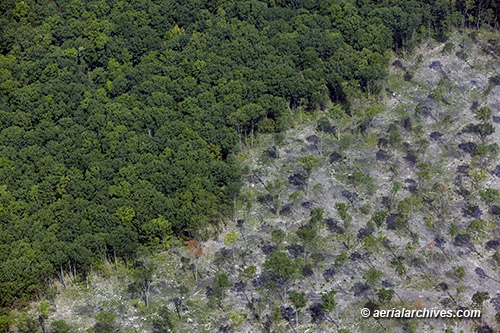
[18,31,500,333]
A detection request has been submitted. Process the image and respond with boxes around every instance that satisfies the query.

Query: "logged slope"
[43,32,500,332]
[1,0,500,325]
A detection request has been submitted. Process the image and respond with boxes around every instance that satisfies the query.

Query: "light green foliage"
[154,306,177,332]
[224,231,239,246]
[239,266,257,281]
[0,315,13,332]
[455,266,466,280]
[442,41,454,53]
[264,252,298,283]
[299,155,320,178]
[228,311,244,327]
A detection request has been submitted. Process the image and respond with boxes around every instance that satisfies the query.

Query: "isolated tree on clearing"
[188,240,203,283]
[132,260,155,307]
[299,155,320,195]
[264,251,298,301]
[266,178,287,217]
[289,290,307,326]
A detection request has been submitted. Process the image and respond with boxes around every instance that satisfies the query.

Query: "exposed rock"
[489,205,500,215]
[329,152,342,164]
[376,149,389,161]
[457,165,470,174]
[404,178,417,193]
[288,174,305,186]
[287,244,304,258]
[323,267,336,280]
[454,234,473,249]
[377,137,388,147]
[429,60,442,70]
[458,142,477,154]
[486,240,499,250]
[491,165,500,177]
[429,131,443,140]
[306,135,320,144]
[462,205,481,218]
[342,190,359,202]
[386,214,397,230]
[352,282,369,296]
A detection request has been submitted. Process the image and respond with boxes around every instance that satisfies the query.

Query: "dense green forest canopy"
[0,0,498,308]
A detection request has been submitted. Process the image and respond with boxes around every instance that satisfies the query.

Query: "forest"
[0,0,499,321]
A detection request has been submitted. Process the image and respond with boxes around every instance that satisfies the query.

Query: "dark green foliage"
[321,290,337,313]
[153,306,176,333]
[210,273,232,306]
[363,268,383,285]
[493,252,500,266]
[371,210,388,228]
[479,188,500,204]
[264,252,297,286]
[271,229,286,246]
[475,107,493,122]
[474,123,495,144]
[377,288,394,304]
[334,252,348,268]
[94,310,117,333]
[50,320,73,333]
[472,291,490,306]
[289,291,307,310]
[335,202,351,223]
